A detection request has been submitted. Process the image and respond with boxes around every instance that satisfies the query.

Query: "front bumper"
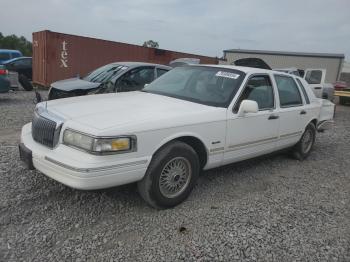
[20,123,150,190]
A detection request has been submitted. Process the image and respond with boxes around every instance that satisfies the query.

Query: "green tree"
[0,33,32,56]
[142,40,159,48]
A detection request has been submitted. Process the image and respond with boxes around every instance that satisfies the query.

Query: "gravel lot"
[1,90,349,261]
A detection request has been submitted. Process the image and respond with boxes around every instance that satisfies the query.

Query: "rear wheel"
[137,141,199,209]
[292,122,316,160]
[19,74,33,91]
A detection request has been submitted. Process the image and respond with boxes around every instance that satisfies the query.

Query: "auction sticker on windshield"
[215,71,240,79]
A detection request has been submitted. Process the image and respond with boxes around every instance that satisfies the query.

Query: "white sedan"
[19,65,335,208]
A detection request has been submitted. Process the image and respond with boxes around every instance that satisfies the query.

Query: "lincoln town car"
[19,65,335,208]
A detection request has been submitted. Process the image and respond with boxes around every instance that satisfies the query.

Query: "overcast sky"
[1,0,349,60]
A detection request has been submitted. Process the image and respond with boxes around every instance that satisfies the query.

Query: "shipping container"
[32,30,219,87]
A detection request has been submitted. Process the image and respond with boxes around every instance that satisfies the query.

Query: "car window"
[274,75,303,107]
[0,53,10,60]
[234,75,274,112]
[12,59,27,66]
[157,68,168,78]
[305,70,322,84]
[84,64,128,83]
[116,67,155,92]
[296,78,310,104]
[12,52,21,59]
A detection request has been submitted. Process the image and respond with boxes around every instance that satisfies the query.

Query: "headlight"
[63,129,136,154]
[63,129,94,151]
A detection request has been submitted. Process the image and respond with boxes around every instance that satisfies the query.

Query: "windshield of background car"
[143,66,245,107]
[83,64,128,83]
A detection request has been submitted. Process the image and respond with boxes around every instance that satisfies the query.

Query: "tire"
[292,122,316,160]
[18,74,33,91]
[137,141,200,209]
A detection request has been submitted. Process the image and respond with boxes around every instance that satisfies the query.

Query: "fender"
[152,131,209,157]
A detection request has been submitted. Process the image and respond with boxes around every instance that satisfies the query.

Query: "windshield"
[143,66,245,107]
[83,64,128,83]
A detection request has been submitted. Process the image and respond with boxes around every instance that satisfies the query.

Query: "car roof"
[196,64,272,74]
[194,64,302,77]
[0,49,22,53]
[108,61,172,69]
[2,56,31,64]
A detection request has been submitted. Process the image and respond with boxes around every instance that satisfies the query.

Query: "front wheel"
[292,122,316,160]
[137,141,199,209]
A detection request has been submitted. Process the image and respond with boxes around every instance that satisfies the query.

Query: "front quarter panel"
[137,120,227,170]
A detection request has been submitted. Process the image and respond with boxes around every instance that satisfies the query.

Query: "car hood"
[51,77,101,91]
[44,91,225,133]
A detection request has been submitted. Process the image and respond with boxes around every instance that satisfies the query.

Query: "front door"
[224,74,279,165]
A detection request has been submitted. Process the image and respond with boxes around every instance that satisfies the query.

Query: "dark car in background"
[0,49,22,64]
[48,62,171,100]
[2,57,33,91]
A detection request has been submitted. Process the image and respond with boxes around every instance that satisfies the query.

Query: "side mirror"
[237,100,258,116]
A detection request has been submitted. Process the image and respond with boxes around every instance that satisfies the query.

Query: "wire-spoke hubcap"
[301,129,313,153]
[159,157,192,198]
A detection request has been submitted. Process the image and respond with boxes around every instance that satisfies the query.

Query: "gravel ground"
[1,90,349,261]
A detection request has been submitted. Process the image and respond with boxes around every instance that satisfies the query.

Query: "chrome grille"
[32,113,61,148]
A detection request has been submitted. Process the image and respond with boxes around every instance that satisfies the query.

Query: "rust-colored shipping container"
[32,30,219,87]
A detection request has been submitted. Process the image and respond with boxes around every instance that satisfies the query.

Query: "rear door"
[303,69,326,98]
[273,74,308,149]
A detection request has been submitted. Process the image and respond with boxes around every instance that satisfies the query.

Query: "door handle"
[300,110,307,115]
[314,87,322,90]
[268,114,279,120]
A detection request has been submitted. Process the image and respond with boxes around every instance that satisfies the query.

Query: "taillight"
[0,69,8,75]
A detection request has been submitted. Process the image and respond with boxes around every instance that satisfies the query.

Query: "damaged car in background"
[48,62,171,100]
[19,64,335,209]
